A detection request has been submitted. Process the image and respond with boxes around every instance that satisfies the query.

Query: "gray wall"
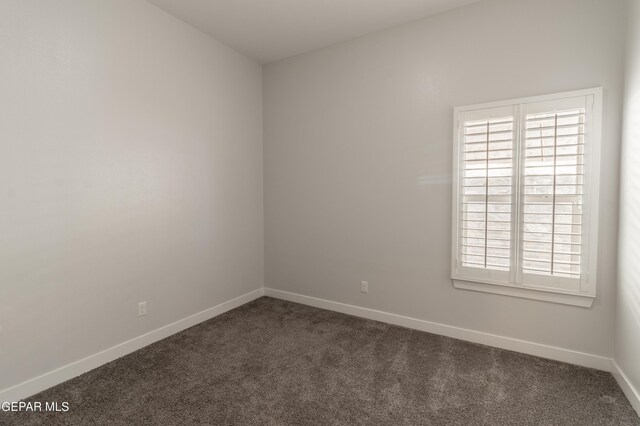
[616,0,640,407]
[264,0,626,357]
[0,0,263,391]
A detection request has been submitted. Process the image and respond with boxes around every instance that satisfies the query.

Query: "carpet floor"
[2,297,639,425]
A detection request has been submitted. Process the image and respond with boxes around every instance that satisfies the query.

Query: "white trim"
[612,360,640,417]
[264,288,610,371]
[452,279,595,307]
[584,88,603,295]
[0,288,265,403]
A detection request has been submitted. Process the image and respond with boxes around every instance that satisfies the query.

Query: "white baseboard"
[0,288,264,403]
[612,360,640,416]
[264,288,612,372]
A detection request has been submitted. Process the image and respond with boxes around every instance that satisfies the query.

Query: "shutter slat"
[462,139,513,145]
[523,239,581,245]
[524,248,581,255]
[527,112,582,122]
[465,118,513,127]
[525,123,585,131]
[465,129,513,136]
[525,153,584,160]
[525,134,585,141]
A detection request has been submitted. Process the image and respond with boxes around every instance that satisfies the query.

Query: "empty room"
[1,0,640,424]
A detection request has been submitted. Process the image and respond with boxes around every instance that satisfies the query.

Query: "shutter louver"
[522,108,585,279]
[461,116,514,272]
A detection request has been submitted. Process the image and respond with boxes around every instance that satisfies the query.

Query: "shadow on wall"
[621,92,640,330]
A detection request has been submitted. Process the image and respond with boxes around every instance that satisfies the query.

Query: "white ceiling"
[146,0,480,63]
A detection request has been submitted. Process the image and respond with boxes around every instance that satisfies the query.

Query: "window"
[451,88,602,307]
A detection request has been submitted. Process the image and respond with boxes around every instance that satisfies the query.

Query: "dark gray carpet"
[2,297,638,425]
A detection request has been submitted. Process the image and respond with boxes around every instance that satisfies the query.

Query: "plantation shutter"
[519,96,594,292]
[455,106,516,282]
[452,89,601,305]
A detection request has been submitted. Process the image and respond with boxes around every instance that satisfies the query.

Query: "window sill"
[452,278,595,308]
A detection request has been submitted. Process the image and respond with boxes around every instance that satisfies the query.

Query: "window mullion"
[512,104,524,285]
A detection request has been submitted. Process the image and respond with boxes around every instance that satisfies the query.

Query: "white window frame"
[451,88,602,308]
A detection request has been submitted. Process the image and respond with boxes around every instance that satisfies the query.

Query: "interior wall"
[616,0,640,405]
[264,0,626,357]
[0,0,263,392]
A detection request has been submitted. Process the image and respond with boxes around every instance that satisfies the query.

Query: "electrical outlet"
[137,301,147,317]
[361,281,369,293]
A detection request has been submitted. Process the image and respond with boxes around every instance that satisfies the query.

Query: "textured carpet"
[1,297,638,425]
